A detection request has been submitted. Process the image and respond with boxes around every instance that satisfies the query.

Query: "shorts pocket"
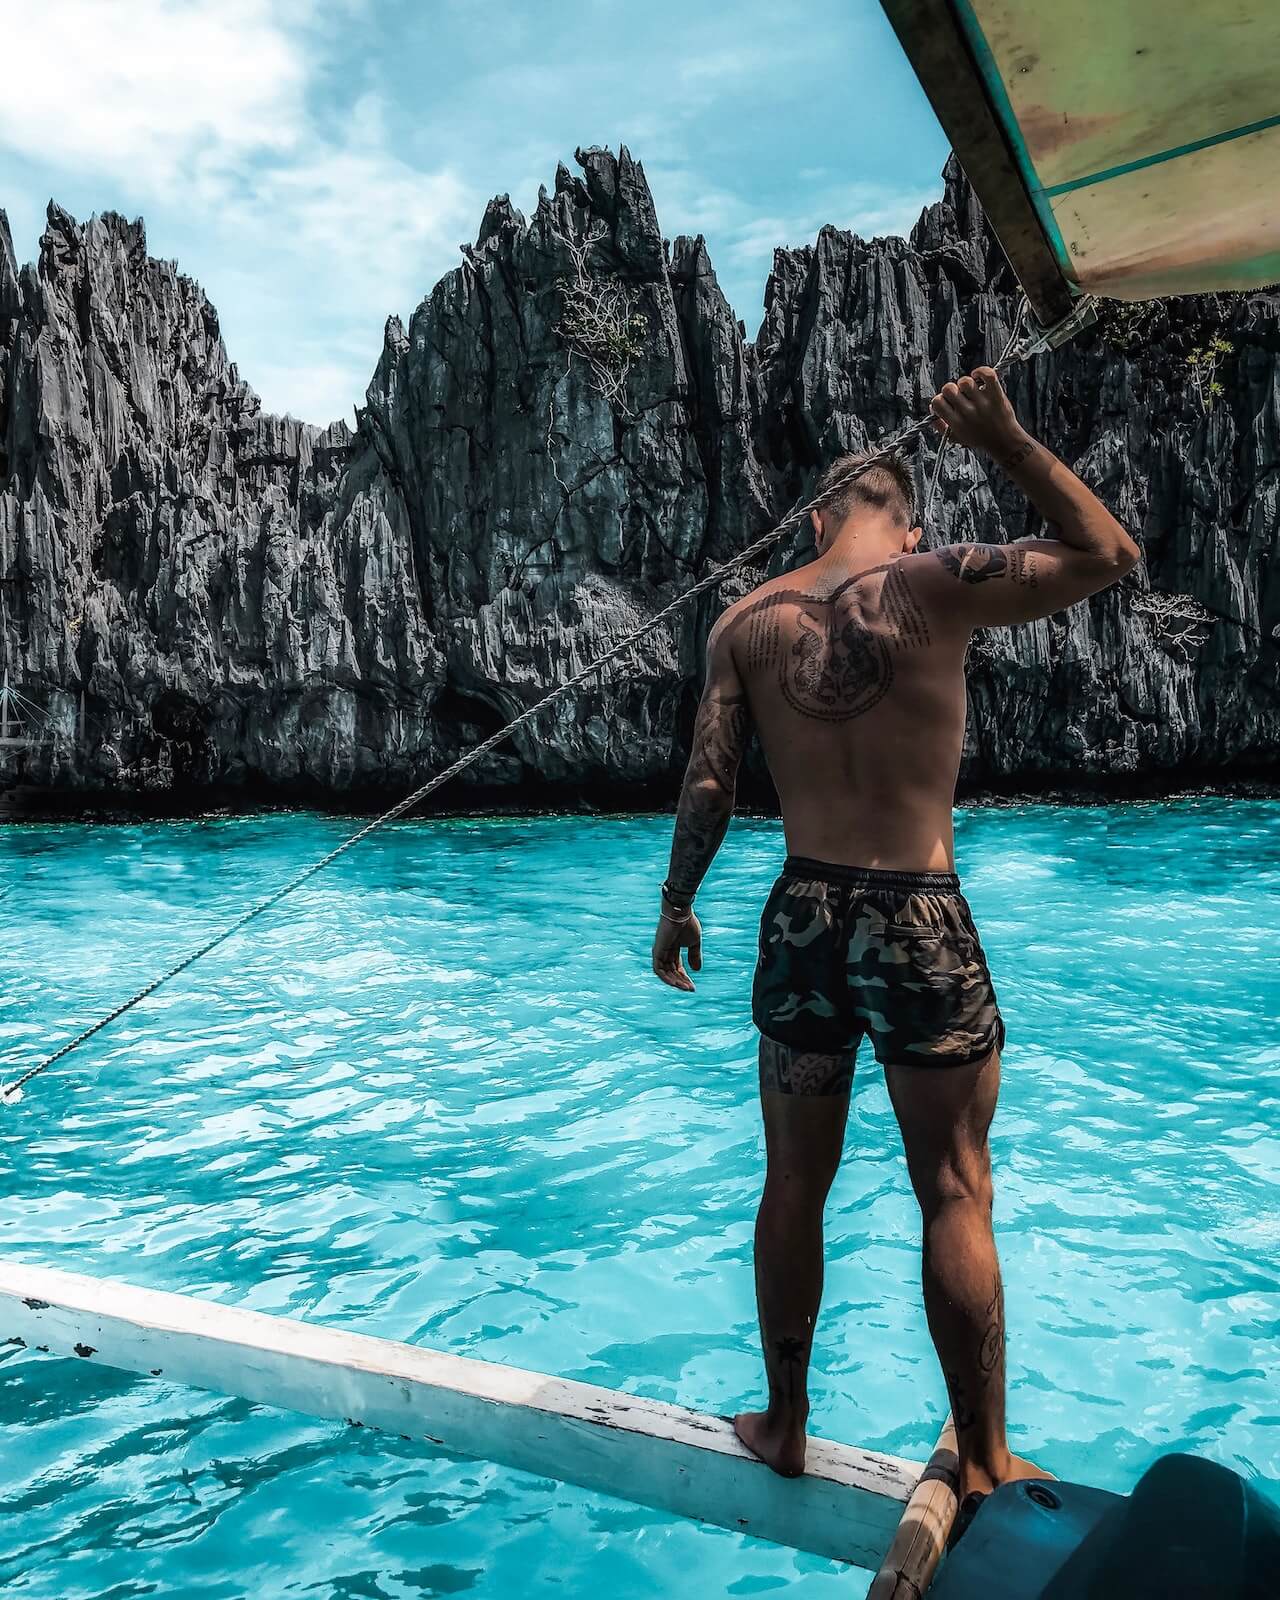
[883,920,977,952]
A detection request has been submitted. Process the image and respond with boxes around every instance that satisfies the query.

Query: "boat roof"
[882,1,1280,324]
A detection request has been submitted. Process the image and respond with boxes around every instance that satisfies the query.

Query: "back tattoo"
[739,564,931,725]
[785,606,893,722]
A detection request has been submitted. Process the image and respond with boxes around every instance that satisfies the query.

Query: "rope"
[922,423,950,526]
[1,312,1042,1106]
[917,298,1030,537]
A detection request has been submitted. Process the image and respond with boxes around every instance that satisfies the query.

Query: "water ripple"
[1,801,1278,1596]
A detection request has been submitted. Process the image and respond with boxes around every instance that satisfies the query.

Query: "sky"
[0,0,950,426]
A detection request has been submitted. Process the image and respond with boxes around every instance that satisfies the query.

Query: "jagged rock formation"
[0,149,1276,806]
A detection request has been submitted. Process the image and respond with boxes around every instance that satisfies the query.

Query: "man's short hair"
[812,451,915,529]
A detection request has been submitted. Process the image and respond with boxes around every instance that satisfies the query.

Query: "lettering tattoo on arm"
[1002,438,1036,472]
[665,691,751,897]
[1010,548,1039,588]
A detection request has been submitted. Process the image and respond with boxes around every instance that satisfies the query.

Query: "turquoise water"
[1,801,1277,1598]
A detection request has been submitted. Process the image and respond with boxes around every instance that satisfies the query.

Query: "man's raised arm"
[651,613,751,993]
[916,367,1141,627]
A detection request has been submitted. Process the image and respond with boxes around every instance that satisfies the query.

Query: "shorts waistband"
[782,855,961,893]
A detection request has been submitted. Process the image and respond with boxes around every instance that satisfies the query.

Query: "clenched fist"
[930,367,1032,463]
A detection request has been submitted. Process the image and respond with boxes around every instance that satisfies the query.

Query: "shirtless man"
[650,369,1140,1514]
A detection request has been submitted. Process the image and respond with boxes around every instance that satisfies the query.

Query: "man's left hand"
[652,909,703,992]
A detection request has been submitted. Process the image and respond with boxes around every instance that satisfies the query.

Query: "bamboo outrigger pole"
[868,1419,960,1597]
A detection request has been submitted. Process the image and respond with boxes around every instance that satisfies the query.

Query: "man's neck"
[820,518,903,574]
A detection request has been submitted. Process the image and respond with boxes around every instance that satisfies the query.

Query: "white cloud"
[675,42,812,93]
[216,109,472,311]
[249,357,364,425]
[0,0,945,418]
[646,162,938,331]
[0,0,307,192]
[0,0,477,421]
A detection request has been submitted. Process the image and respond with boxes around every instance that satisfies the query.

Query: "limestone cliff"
[0,150,1275,806]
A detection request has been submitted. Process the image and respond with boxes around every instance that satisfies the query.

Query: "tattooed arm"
[651,613,752,993]
[921,366,1141,627]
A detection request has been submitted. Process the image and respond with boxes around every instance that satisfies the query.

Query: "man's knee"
[760,1161,839,1220]
[911,1145,993,1220]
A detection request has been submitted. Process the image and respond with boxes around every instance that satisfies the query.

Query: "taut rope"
[1,299,1074,1105]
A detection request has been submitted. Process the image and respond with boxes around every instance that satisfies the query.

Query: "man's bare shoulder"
[711,563,843,673]
[714,560,830,626]
[891,546,997,612]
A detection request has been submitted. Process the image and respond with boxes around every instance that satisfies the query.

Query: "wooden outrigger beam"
[1,1262,922,1571]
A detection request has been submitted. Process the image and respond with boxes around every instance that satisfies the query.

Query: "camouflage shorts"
[752,857,1004,1078]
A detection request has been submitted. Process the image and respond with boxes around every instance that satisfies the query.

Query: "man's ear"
[810,508,826,552]
[903,524,923,554]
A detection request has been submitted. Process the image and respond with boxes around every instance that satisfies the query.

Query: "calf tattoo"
[774,1335,809,1406]
[945,1368,979,1433]
[979,1275,1005,1377]
[941,1275,1004,1434]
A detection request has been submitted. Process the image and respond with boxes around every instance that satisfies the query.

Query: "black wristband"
[661,878,695,911]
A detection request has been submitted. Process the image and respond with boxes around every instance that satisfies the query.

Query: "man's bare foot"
[733,1409,808,1478]
[957,1450,1053,1500]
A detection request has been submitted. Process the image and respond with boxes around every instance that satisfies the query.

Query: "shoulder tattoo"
[881,564,930,650]
[938,544,1009,585]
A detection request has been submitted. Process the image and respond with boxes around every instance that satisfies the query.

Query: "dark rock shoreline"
[1,148,1277,813]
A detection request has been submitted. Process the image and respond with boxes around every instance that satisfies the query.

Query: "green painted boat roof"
[882,1,1280,322]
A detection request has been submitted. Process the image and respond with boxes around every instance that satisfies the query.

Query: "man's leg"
[885,1048,1043,1498]
[734,1037,853,1477]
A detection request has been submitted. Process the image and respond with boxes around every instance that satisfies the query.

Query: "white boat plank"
[1,1262,921,1569]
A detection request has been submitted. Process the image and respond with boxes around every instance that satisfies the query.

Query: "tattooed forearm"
[1010,548,1039,588]
[1001,438,1036,472]
[693,693,751,792]
[665,692,750,897]
[938,544,1009,585]
[666,783,732,898]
